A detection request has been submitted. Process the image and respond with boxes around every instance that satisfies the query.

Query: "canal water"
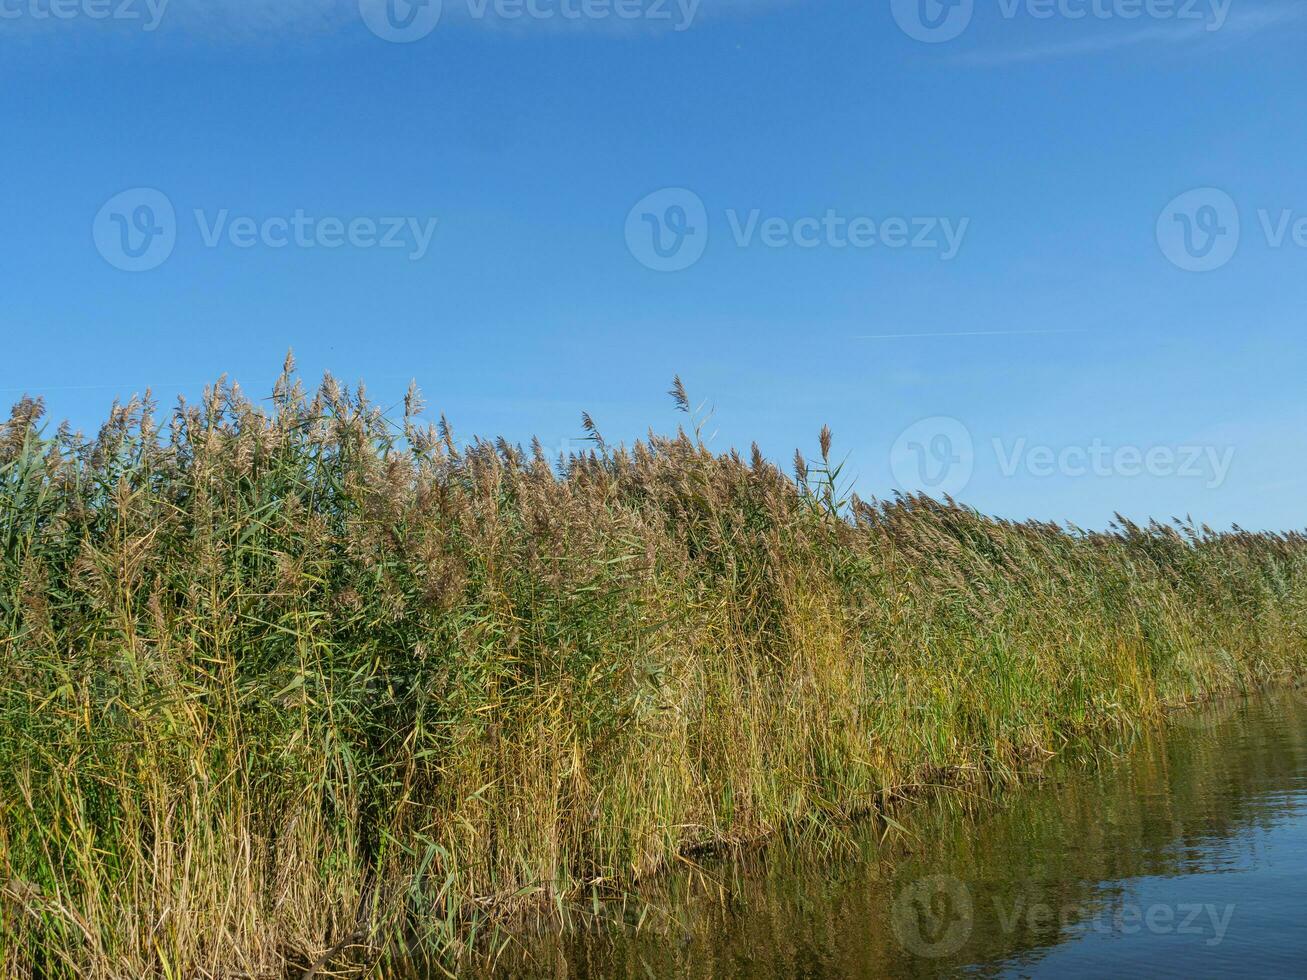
[490,689,1307,978]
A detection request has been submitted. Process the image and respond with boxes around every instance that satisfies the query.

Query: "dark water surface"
[489,691,1307,978]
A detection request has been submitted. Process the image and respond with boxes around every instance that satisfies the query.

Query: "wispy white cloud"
[953,2,1305,68]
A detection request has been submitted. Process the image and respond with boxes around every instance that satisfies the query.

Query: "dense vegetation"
[2,363,1304,977]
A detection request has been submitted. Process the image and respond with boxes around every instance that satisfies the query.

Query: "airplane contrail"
[855,329,1086,340]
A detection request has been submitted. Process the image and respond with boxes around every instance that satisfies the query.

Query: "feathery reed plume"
[668,375,690,413]
[580,410,606,451]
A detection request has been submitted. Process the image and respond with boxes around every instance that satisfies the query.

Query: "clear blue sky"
[3,0,1305,529]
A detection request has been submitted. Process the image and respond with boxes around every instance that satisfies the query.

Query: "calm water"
[489,690,1307,978]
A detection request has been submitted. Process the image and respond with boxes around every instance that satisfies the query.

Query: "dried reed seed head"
[668,375,690,414]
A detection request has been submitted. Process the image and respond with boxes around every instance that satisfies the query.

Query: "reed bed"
[2,363,1305,977]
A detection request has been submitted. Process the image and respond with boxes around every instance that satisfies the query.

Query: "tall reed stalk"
[2,363,1304,977]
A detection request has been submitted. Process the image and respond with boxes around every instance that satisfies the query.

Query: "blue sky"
[3,0,1305,529]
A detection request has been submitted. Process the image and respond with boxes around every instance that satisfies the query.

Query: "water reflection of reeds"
[491,694,1307,979]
